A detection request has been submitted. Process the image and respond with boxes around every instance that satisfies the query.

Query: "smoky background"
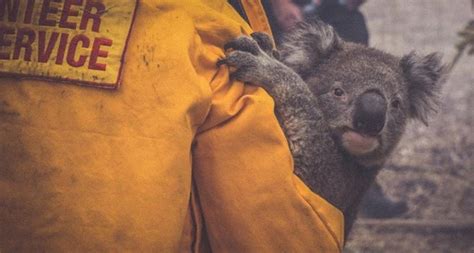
[345,0,474,252]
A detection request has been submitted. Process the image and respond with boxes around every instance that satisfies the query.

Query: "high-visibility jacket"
[0,0,344,252]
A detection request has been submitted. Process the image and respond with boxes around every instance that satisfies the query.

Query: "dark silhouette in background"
[311,0,369,45]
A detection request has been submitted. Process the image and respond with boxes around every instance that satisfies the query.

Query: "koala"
[217,21,445,238]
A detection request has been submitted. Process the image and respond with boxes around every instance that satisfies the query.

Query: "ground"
[345,1,474,252]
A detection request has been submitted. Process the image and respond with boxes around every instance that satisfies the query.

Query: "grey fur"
[280,21,343,77]
[400,52,444,125]
[219,21,445,239]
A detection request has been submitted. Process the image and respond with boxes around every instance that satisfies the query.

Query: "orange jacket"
[0,0,343,252]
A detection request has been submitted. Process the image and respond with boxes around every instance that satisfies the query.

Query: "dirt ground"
[345,1,474,252]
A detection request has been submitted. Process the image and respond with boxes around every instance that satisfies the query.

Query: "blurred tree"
[449,20,474,71]
[448,1,474,72]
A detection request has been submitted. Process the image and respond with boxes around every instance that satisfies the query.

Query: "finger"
[216,58,227,67]
[223,51,257,68]
[229,68,255,84]
[251,32,274,54]
[272,50,281,61]
[224,36,260,55]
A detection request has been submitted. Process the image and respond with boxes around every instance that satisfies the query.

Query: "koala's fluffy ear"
[400,52,445,126]
[279,20,343,76]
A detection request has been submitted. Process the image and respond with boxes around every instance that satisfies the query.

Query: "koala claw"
[218,51,257,69]
[250,32,274,55]
[216,58,227,67]
[218,35,284,87]
[251,32,280,59]
[218,51,262,84]
[224,35,261,55]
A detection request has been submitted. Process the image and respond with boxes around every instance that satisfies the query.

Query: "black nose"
[353,91,387,136]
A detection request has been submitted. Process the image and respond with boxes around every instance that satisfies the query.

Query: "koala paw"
[250,32,280,59]
[217,34,281,86]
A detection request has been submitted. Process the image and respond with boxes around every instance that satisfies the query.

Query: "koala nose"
[353,91,387,136]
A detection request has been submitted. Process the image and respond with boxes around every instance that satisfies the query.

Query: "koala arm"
[218,35,346,203]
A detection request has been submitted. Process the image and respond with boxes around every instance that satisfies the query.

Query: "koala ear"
[400,52,445,126]
[279,19,343,76]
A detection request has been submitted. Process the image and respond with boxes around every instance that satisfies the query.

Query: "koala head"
[279,21,445,167]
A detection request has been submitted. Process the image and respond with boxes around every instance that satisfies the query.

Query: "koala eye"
[391,99,401,109]
[333,88,345,97]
